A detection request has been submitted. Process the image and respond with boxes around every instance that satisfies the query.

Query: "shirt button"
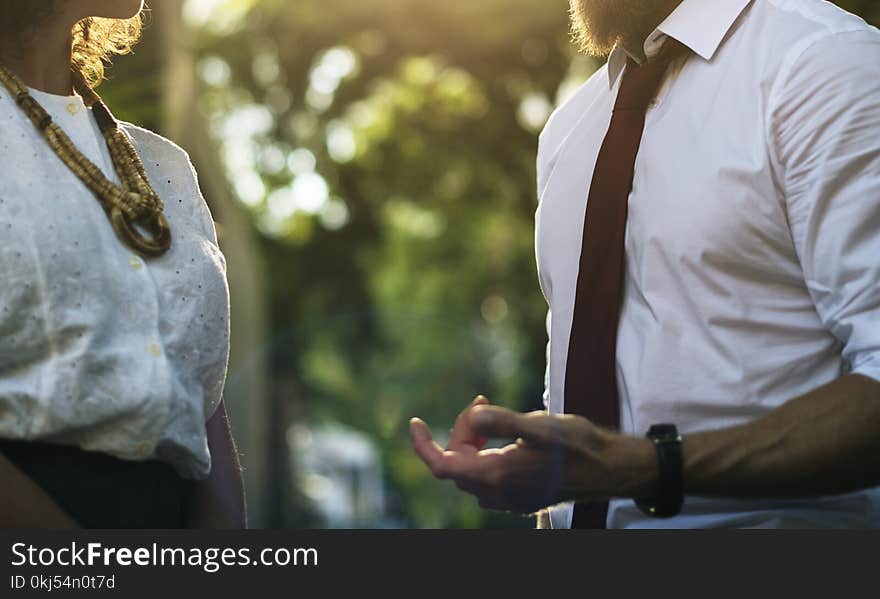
[148,343,162,357]
[135,442,151,457]
[66,102,80,115]
[128,256,143,270]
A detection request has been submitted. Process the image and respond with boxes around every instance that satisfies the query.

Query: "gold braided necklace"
[0,65,171,257]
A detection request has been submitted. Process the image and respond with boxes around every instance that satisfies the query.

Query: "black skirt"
[1,440,193,528]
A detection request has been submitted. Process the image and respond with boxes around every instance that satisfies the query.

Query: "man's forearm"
[678,374,880,498]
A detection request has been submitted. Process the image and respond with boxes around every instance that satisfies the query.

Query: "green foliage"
[186,0,579,528]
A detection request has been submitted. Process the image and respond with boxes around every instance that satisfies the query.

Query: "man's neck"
[619,0,684,62]
[0,18,76,96]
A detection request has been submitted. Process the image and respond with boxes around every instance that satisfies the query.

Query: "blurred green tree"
[185,0,587,528]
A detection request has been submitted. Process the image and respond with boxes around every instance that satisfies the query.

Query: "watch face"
[649,424,678,439]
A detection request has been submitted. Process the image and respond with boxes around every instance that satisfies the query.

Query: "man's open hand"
[409,403,656,513]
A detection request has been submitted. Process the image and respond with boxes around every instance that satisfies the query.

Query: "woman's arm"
[0,453,79,528]
[187,400,247,529]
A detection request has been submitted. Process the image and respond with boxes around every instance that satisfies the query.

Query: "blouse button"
[66,102,80,115]
[135,442,151,457]
[148,343,162,357]
[128,256,143,270]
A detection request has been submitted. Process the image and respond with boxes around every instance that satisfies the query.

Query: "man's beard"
[569,0,664,56]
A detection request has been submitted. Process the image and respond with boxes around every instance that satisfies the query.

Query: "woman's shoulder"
[119,122,219,242]
[119,121,194,175]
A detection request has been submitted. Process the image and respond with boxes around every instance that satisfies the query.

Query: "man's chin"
[574,31,621,58]
[569,0,619,56]
[569,0,654,56]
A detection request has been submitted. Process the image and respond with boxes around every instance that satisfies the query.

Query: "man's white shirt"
[536,0,880,528]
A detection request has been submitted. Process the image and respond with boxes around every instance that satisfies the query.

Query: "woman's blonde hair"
[0,5,143,87]
[72,15,143,87]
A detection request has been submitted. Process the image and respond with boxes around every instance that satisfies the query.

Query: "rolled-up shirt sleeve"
[771,30,880,383]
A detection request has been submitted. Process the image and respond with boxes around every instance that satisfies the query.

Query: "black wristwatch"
[634,424,684,518]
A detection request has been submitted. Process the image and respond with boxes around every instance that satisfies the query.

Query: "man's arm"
[681,374,880,498]
[411,374,880,514]
[668,29,880,503]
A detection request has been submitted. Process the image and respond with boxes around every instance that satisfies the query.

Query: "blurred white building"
[288,423,395,528]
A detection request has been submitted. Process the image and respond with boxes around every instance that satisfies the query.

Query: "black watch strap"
[635,424,684,518]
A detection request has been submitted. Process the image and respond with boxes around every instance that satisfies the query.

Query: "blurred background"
[101,0,880,529]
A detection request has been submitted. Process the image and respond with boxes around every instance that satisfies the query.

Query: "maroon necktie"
[566,42,687,529]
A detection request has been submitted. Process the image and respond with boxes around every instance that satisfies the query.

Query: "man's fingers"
[410,417,488,480]
[469,405,559,445]
[409,418,446,472]
[412,412,572,514]
[449,395,490,450]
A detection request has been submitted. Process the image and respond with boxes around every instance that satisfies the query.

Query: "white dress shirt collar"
[607,0,753,86]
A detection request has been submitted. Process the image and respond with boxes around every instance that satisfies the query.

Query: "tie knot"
[614,40,689,112]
